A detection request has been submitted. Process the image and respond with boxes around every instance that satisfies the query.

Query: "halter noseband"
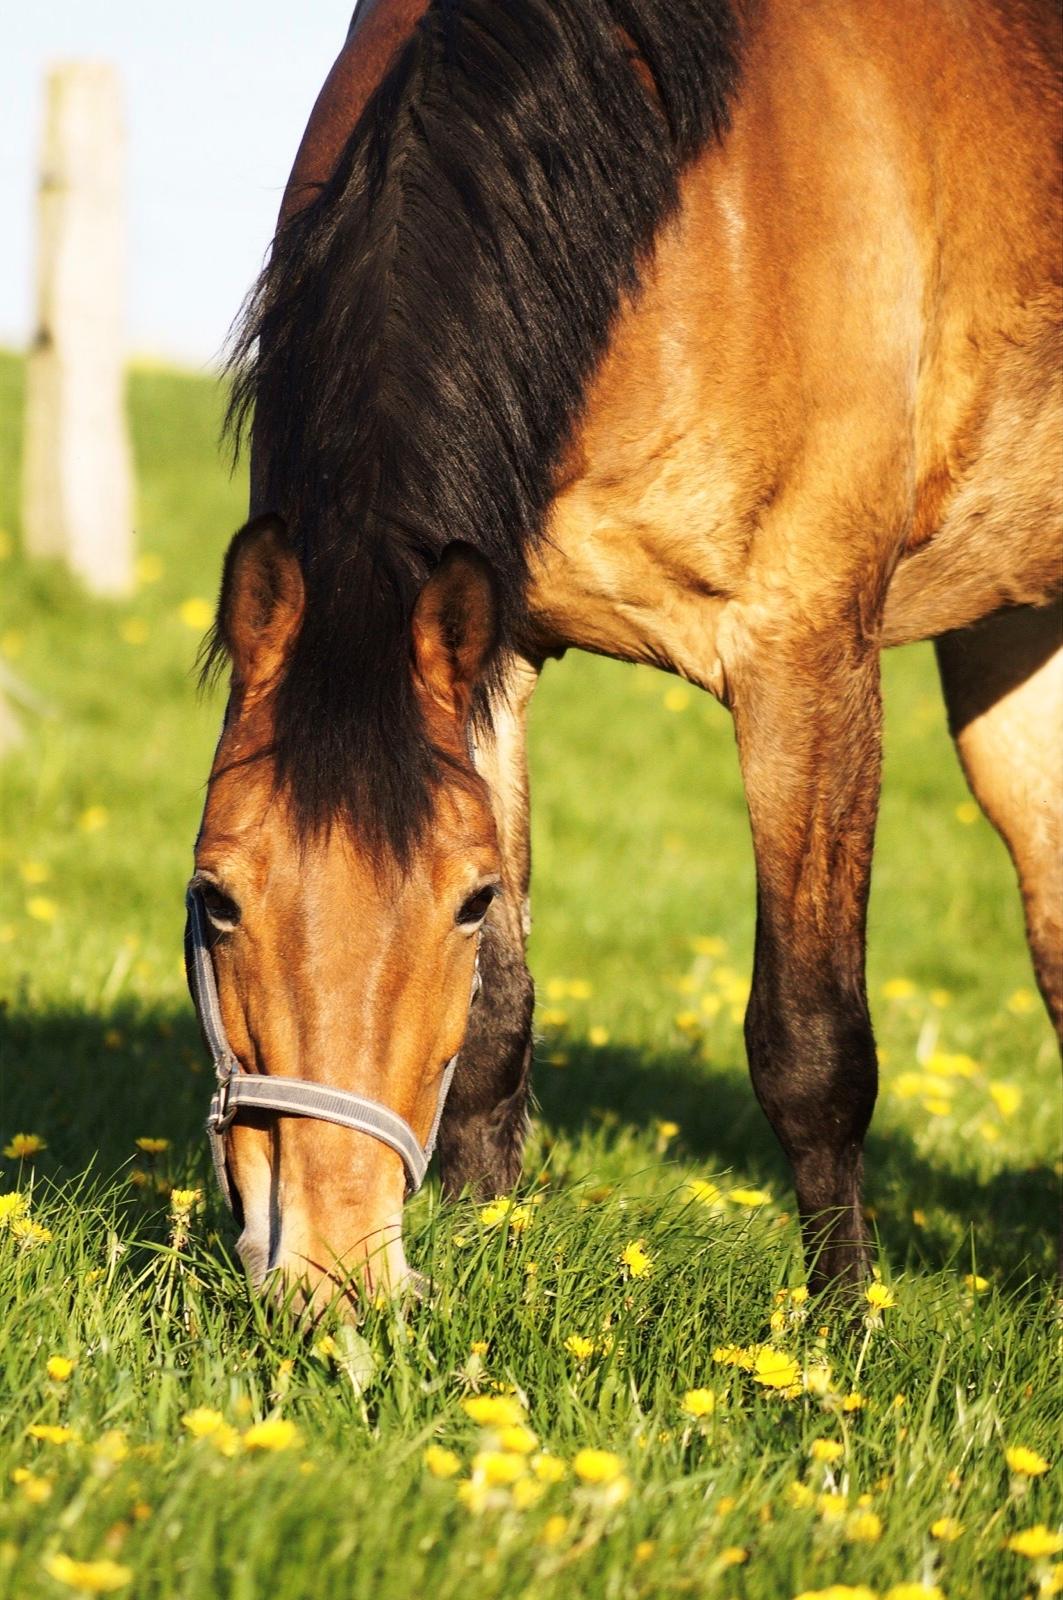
[184,886,478,1209]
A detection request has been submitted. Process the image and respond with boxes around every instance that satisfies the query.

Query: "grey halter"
[184,885,477,1208]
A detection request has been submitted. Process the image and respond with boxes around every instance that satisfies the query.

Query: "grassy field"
[0,349,1060,1600]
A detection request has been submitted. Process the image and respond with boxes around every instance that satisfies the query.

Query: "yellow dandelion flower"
[540,1514,569,1545]
[925,1051,979,1079]
[16,1470,53,1504]
[785,1481,816,1509]
[92,1431,128,1468]
[912,1209,927,1226]
[181,1408,227,1438]
[954,800,979,825]
[498,1424,538,1455]
[469,1340,488,1357]
[717,1494,737,1515]
[456,1478,491,1513]
[78,805,109,834]
[656,1119,680,1140]
[46,1356,76,1381]
[20,860,50,884]
[587,1024,610,1047]
[1006,987,1038,1015]
[885,1588,946,1600]
[794,1587,877,1600]
[846,1510,883,1543]
[568,979,593,1000]
[810,1439,845,1463]
[929,988,952,1008]
[842,1393,866,1412]
[713,1344,758,1371]
[817,1492,849,1524]
[686,1178,721,1206]
[988,1082,1021,1118]
[1006,1446,1051,1477]
[539,1007,568,1028]
[135,1137,170,1154]
[572,1447,624,1484]
[178,597,214,630]
[963,1274,989,1293]
[1006,1526,1063,1559]
[681,1388,716,1418]
[27,1424,78,1445]
[930,1516,964,1541]
[423,1445,461,1478]
[634,1540,656,1562]
[510,1475,544,1509]
[473,1449,526,1485]
[209,1423,241,1458]
[41,1554,132,1593]
[718,1546,748,1568]
[730,1187,772,1207]
[12,1217,52,1243]
[169,1188,201,1216]
[242,1418,300,1452]
[462,1395,525,1427]
[118,618,149,645]
[3,1133,46,1159]
[882,977,917,1000]
[26,896,58,923]
[865,1282,895,1310]
[531,1453,566,1483]
[620,1238,652,1278]
[664,686,690,712]
[753,1348,800,1389]
[892,1072,926,1101]
[675,1010,701,1032]
[922,1096,951,1117]
[700,992,722,1017]
[564,1334,596,1361]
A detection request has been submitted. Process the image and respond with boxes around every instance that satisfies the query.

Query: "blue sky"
[1,4,357,366]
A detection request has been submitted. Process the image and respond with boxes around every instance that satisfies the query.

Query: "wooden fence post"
[21,61,134,597]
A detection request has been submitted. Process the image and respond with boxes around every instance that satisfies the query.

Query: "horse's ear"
[218,514,304,690]
[411,544,499,731]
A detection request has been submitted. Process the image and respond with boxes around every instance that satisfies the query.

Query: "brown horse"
[190,0,1062,1308]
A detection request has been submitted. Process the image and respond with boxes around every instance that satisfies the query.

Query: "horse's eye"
[456,885,496,928]
[198,882,241,933]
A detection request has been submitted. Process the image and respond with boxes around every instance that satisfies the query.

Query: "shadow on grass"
[3,1003,1056,1284]
[533,1038,1059,1285]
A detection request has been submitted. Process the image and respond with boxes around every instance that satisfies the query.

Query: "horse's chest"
[524,442,752,697]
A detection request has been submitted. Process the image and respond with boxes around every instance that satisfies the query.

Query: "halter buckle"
[208,1065,239,1133]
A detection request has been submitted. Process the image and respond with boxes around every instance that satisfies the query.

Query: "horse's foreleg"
[727,617,882,1292]
[436,657,540,1198]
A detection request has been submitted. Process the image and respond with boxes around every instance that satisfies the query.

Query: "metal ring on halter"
[184,885,480,1208]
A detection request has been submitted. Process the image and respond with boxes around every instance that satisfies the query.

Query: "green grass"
[0,348,1059,1600]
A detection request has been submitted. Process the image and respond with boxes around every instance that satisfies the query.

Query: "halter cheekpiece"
[184,885,478,1209]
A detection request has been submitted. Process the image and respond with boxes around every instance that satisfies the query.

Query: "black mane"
[218,0,740,858]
